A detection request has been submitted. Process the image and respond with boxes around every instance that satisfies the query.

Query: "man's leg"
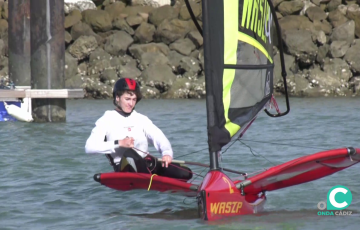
[114,149,150,173]
[153,163,193,181]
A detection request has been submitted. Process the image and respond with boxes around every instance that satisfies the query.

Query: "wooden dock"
[0,89,84,101]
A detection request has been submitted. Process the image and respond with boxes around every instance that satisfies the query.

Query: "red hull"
[198,170,265,221]
[94,172,198,196]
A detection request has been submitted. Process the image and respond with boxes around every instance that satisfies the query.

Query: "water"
[1,97,360,230]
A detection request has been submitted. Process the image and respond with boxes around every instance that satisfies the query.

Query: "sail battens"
[224,64,273,69]
[238,32,273,63]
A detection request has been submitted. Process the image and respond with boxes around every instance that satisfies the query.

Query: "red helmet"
[113,78,142,104]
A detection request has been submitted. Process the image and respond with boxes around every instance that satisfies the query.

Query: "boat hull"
[197,170,265,221]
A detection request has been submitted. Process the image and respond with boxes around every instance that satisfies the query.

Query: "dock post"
[8,0,31,87]
[30,0,66,122]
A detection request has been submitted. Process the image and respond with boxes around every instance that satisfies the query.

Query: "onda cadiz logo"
[317,185,353,216]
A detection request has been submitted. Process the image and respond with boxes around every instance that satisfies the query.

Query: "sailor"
[85,78,192,180]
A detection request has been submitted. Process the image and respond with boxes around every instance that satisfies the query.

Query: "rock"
[338,4,348,15]
[178,56,201,80]
[104,31,134,56]
[189,49,199,60]
[139,64,176,93]
[273,0,285,8]
[113,18,135,36]
[349,75,360,95]
[278,15,316,34]
[316,44,330,65]
[164,77,205,99]
[71,21,103,44]
[167,50,186,72]
[140,85,161,99]
[1,2,8,20]
[132,0,171,8]
[82,9,112,32]
[346,4,360,38]
[330,20,355,44]
[187,30,203,48]
[344,40,360,73]
[282,29,318,67]
[148,5,178,26]
[89,47,111,63]
[0,19,8,40]
[313,20,333,35]
[300,0,316,16]
[118,63,142,79]
[274,52,296,85]
[179,2,201,20]
[308,67,342,88]
[323,58,352,81]
[0,39,5,56]
[326,0,342,12]
[155,18,193,44]
[121,5,154,17]
[78,62,88,76]
[330,40,350,58]
[328,9,349,28]
[64,9,82,29]
[311,0,322,6]
[134,22,156,44]
[64,0,96,14]
[100,69,118,85]
[87,47,115,75]
[67,35,98,60]
[65,31,73,44]
[83,76,113,99]
[169,38,196,56]
[65,52,78,80]
[138,52,169,70]
[306,6,327,21]
[104,2,126,21]
[138,12,150,22]
[316,30,327,44]
[128,43,170,60]
[126,15,144,27]
[65,74,84,89]
[277,0,305,16]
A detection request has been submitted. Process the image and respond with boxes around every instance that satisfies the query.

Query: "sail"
[202,0,276,152]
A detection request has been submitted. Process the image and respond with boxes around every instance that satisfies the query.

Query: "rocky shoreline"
[1,0,360,98]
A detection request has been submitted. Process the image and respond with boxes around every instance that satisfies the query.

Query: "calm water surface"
[1,97,360,230]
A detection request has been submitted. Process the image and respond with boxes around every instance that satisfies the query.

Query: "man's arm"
[143,117,173,167]
[85,113,118,155]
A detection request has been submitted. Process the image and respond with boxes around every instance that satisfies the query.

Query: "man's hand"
[119,137,134,148]
[162,155,172,168]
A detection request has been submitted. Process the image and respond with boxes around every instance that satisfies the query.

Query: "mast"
[202,0,222,170]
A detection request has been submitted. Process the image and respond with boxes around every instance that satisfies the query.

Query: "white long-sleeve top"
[85,110,173,164]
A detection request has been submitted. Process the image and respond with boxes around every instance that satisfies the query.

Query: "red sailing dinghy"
[93,0,360,221]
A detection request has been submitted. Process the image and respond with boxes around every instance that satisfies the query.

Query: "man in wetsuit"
[85,78,192,180]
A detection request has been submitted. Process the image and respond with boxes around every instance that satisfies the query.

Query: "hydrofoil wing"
[238,148,360,195]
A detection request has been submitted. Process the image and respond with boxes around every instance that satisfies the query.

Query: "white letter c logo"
[329,188,348,208]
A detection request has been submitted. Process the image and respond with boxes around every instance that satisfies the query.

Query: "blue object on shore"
[0,102,21,121]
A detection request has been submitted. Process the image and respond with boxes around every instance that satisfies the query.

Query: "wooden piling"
[30,0,66,122]
[8,0,31,86]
